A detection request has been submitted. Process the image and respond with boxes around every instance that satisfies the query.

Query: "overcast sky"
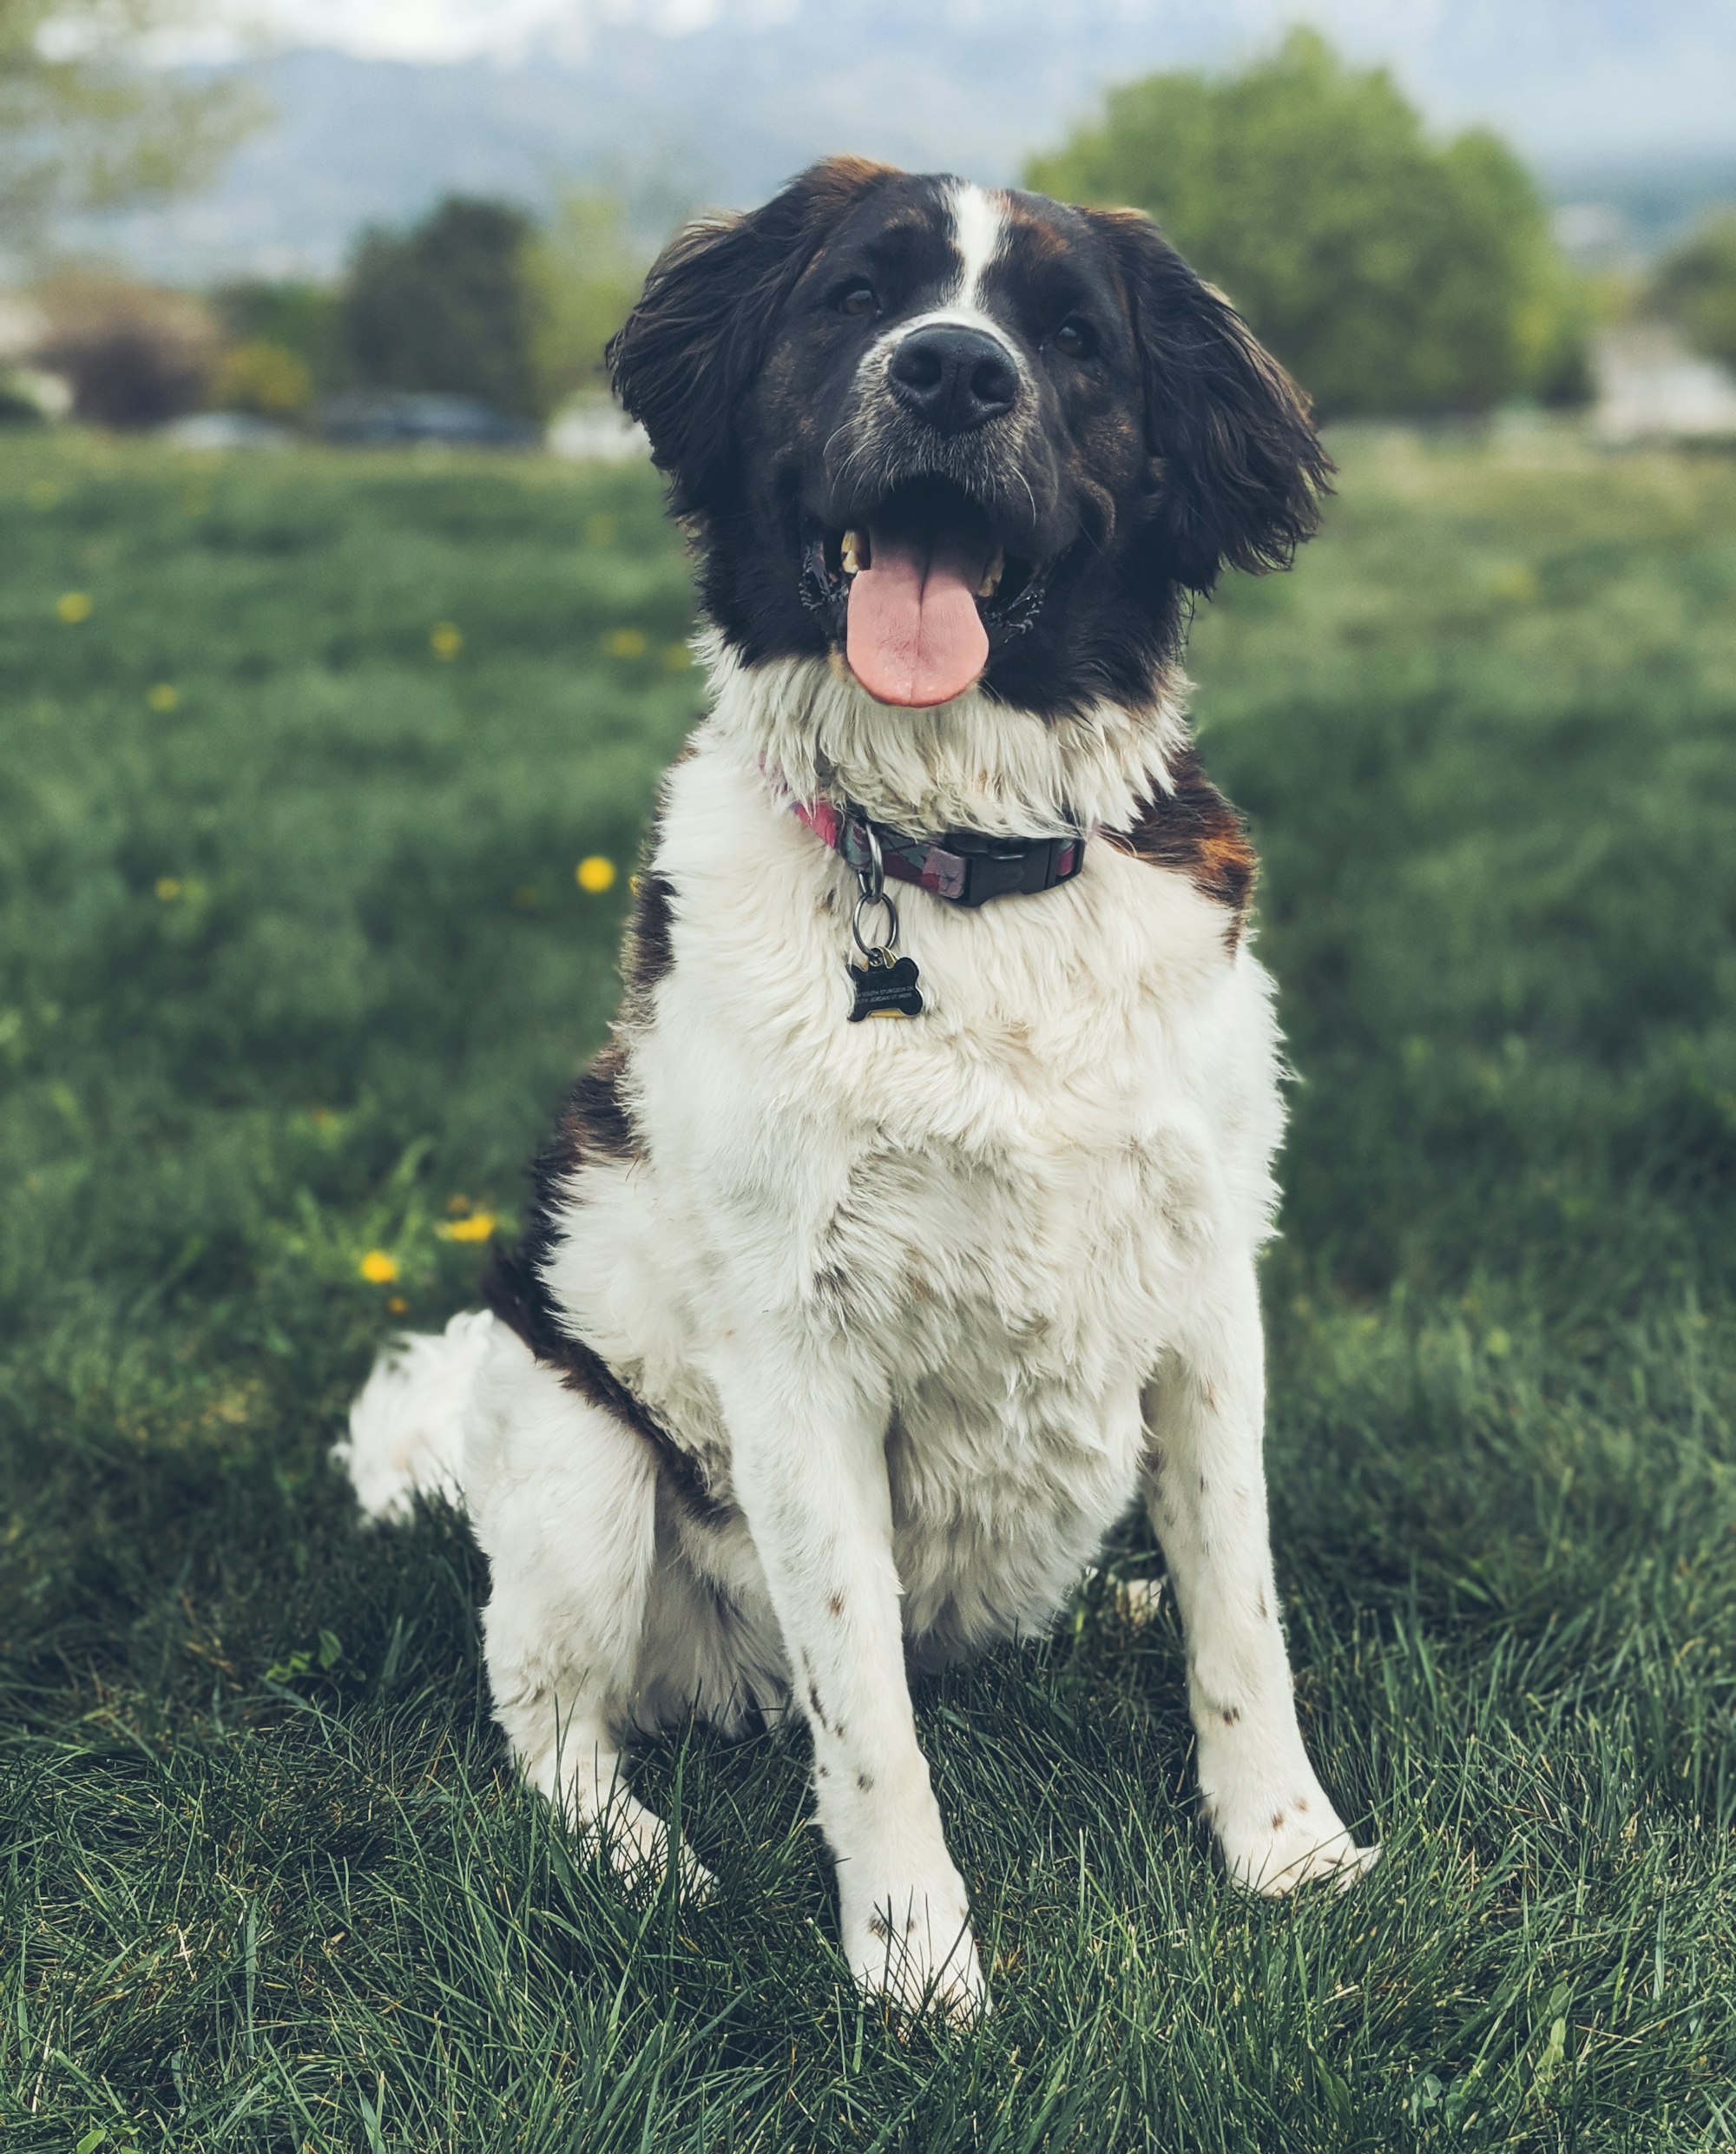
[240,0,1731,74]
[200,1,1735,166]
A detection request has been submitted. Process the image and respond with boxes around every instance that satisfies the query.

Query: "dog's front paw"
[1207,1774,1378,1896]
[842,1868,987,2026]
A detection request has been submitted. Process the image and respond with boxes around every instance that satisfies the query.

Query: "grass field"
[2,425,1734,2151]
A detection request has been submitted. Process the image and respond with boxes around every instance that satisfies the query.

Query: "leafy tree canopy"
[339,195,543,418]
[1028,29,1588,418]
[0,0,253,246]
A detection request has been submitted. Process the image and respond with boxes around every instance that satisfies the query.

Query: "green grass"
[1,425,1733,2151]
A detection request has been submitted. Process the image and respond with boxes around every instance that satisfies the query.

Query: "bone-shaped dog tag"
[848,950,924,1021]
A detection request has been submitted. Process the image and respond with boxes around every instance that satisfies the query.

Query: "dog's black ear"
[1086,207,1331,592]
[608,156,895,517]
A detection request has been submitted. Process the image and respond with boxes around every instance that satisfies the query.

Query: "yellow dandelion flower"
[439,1212,496,1242]
[1492,563,1539,605]
[359,1250,399,1283]
[155,877,183,902]
[56,591,92,624]
[147,682,180,713]
[662,642,691,670]
[386,1294,409,1316]
[575,854,617,893]
[431,622,464,662]
[604,627,648,659]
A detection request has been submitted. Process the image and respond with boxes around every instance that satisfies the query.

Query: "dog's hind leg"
[465,1323,711,1892]
[1141,1261,1379,1895]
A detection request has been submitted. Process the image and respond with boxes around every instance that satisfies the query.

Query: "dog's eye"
[1052,318,1096,359]
[834,283,879,319]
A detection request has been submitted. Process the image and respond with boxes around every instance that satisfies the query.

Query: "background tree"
[524,188,641,411]
[1028,28,1588,418]
[0,0,253,248]
[1651,209,1736,368]
[339,196,543,418]
[214,278,340,393]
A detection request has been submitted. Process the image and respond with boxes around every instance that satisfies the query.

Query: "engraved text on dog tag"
[848,950,924,1021]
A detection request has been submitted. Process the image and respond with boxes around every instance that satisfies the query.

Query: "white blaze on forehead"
[858,181,1023,384]
[946,181,1007,312]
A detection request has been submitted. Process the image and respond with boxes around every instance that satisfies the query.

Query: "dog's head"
[609,159,1328,720]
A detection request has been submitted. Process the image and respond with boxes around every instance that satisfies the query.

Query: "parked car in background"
[316,390,542,447]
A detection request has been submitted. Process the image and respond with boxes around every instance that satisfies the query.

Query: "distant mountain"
[70,2,1736,282]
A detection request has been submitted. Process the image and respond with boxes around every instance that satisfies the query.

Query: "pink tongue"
[845,533,990,708]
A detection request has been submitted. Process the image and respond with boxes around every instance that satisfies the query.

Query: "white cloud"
[235,0,577,61]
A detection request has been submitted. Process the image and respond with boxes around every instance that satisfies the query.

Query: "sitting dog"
[340,157,1378,2022]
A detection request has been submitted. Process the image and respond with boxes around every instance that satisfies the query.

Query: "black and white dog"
[340,158,1377,2021]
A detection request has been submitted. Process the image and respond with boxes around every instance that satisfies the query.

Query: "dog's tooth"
[841,530,865,576]
[978,547,1004,599]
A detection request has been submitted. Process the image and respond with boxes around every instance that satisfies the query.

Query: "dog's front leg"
[1141,1261,1378,1894]
[713,1344,986,2022]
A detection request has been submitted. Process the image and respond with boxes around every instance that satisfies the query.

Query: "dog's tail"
[334,1308,496,1523]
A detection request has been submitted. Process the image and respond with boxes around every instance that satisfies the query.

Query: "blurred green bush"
[1029,28,1591,418]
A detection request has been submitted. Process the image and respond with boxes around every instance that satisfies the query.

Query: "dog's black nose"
[889,325,1019,434]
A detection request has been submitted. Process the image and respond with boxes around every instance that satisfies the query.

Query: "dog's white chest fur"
[546,721,1284,1655]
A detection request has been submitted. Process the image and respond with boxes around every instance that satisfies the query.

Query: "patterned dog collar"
[792,797,1087,909]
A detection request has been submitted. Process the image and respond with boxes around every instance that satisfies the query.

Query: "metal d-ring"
[852,884,900,960]
[850,817,900,958]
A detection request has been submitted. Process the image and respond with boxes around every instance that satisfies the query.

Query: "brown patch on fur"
[998,196,1075,267]
[1107,743,1256,948]
[828,1592,845,1617]
[1271,1811,1286,1832]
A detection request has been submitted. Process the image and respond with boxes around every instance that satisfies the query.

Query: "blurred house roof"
[0,293,46,364]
